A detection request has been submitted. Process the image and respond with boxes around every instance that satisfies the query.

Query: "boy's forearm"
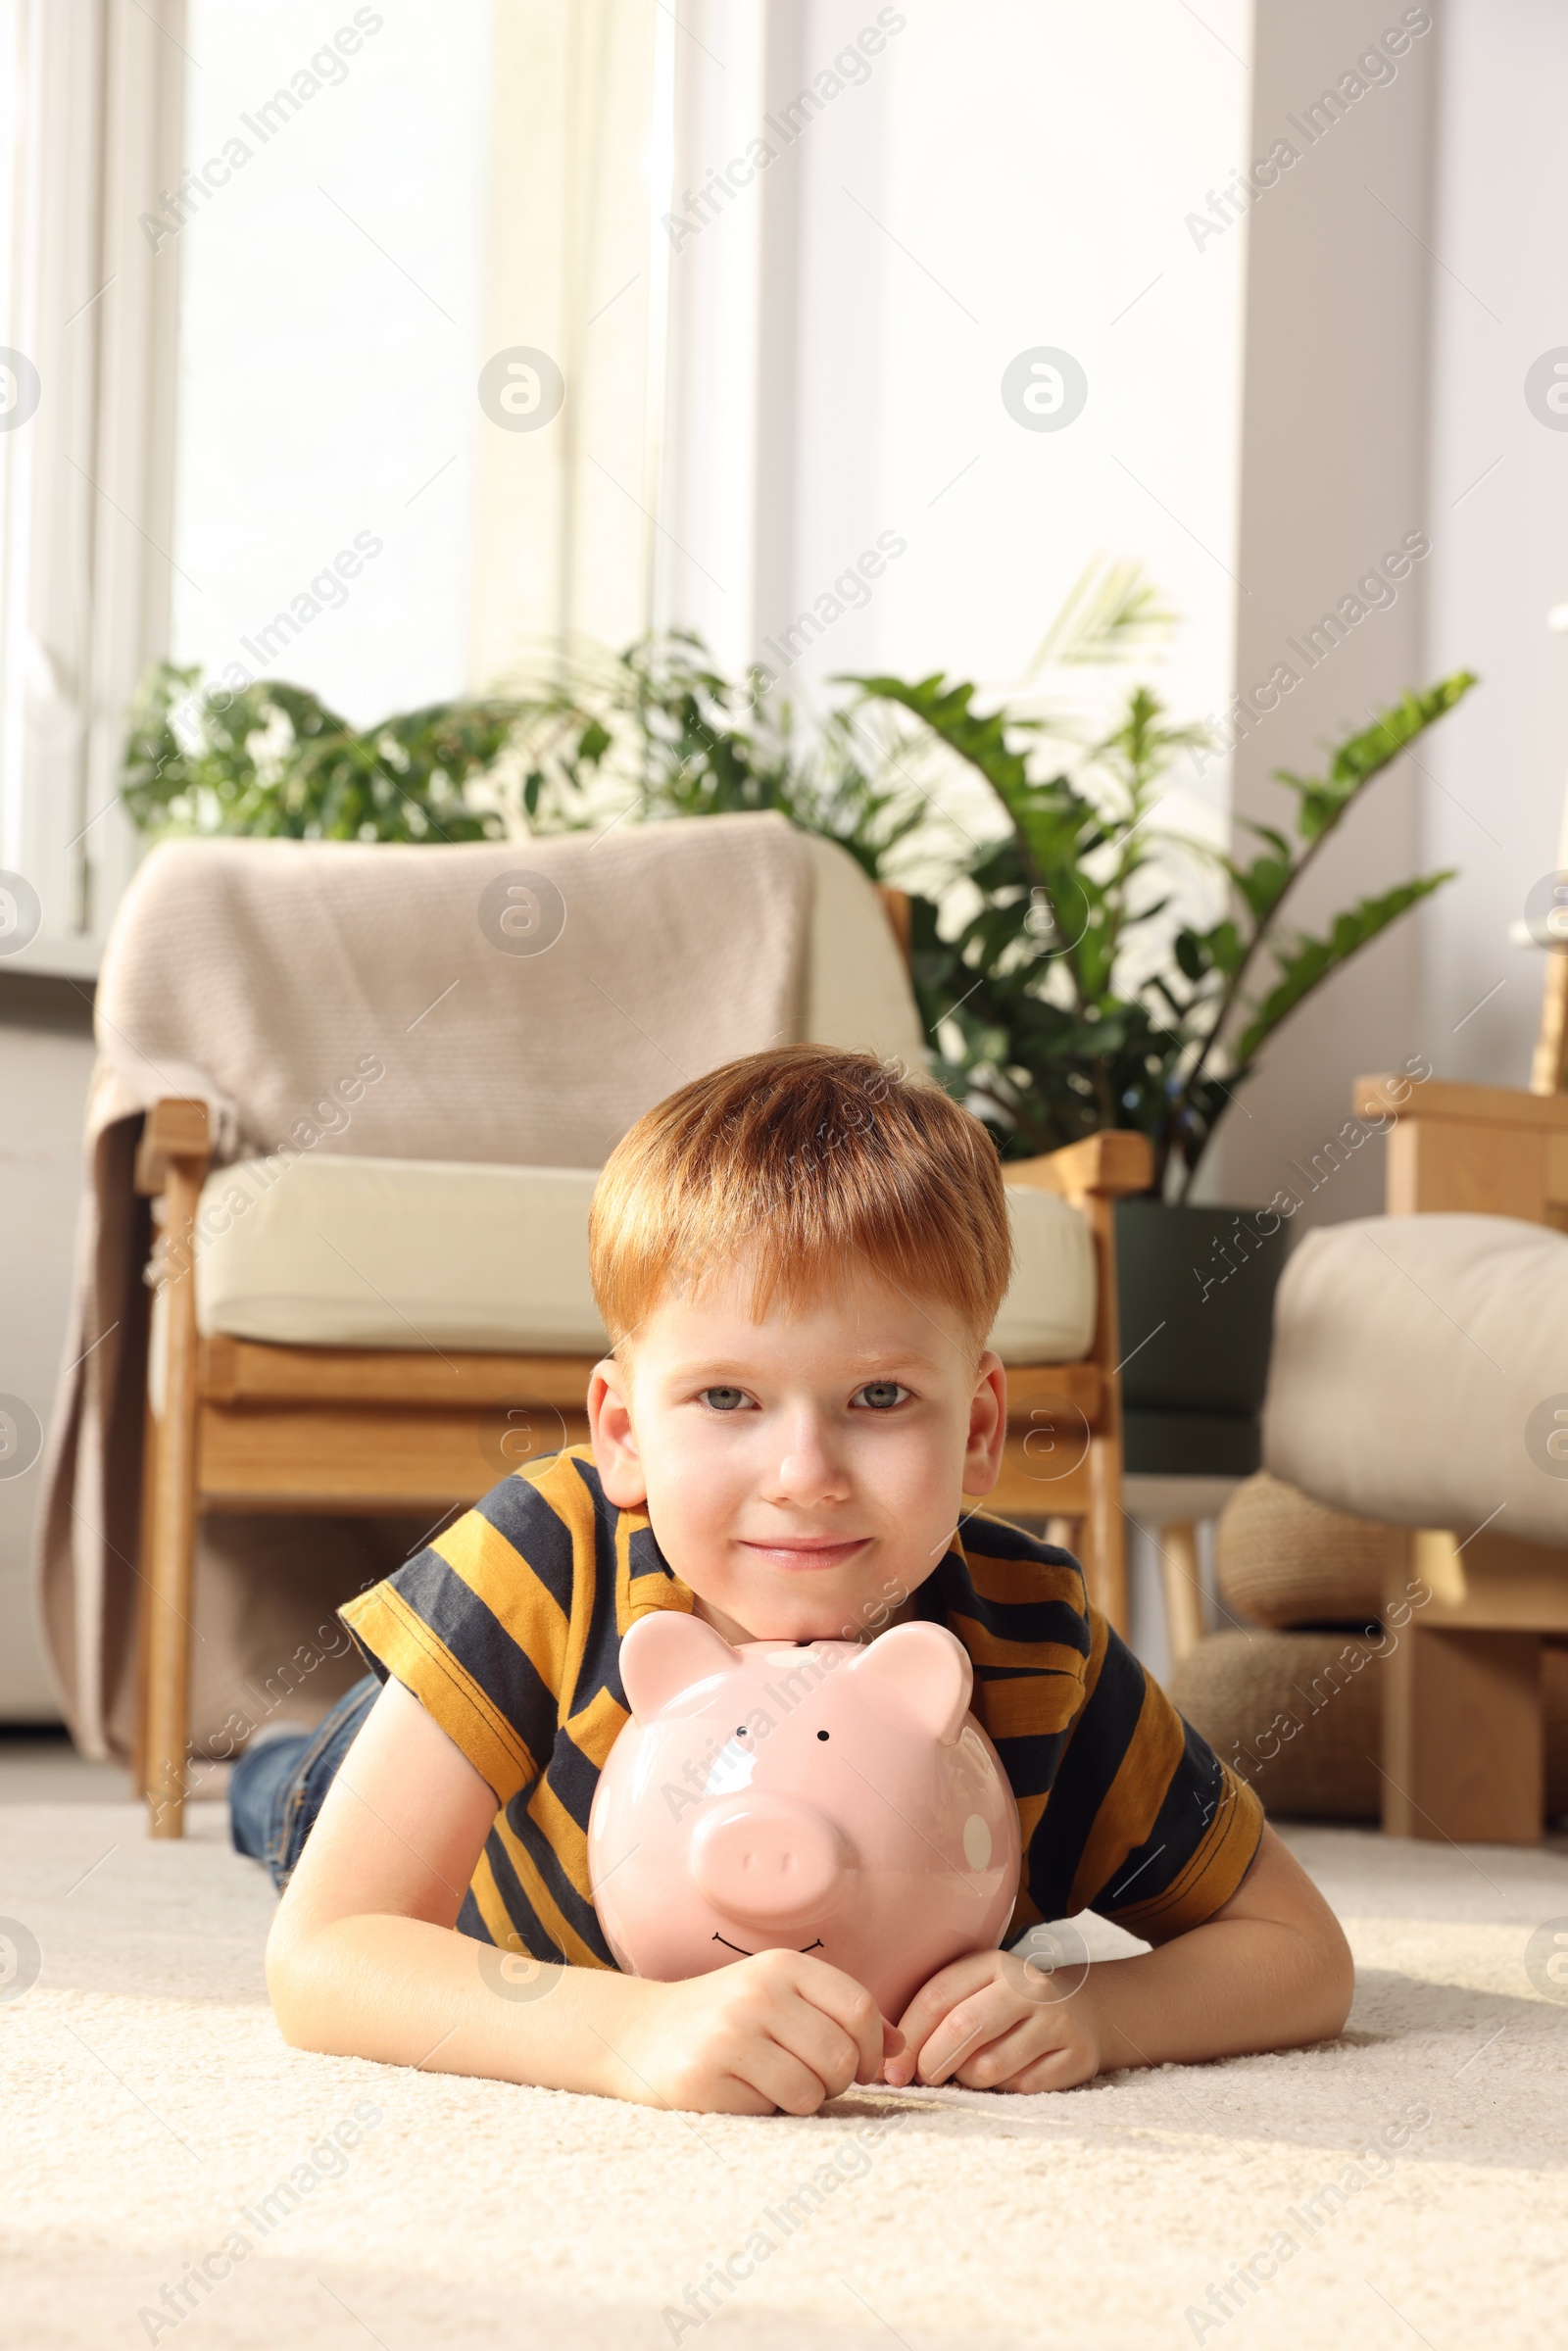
[268,1913,650,2097]
[1081,1914,1353,2073]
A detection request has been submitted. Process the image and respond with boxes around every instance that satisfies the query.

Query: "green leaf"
[1271,672,1477,847]
[846,672,1039,804]
[1174,917,1245,981]
[1232,872,1456,1065]
[1227,848,1293,925]
[1023,556,1177,674]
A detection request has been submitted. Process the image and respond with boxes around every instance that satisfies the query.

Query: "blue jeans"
[229,1672,380,1892]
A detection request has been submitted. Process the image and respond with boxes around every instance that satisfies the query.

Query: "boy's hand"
[610,1949,891,2115]
[882,1948,1102,2093]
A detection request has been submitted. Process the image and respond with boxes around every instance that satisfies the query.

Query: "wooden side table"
[1384,1527,1568,1844]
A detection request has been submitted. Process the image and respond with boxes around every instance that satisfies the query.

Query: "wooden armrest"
[1006,1130,1153,1201]
[875,884,912,968]
[1352,1073,1568,1131]
[134,1098,212,1196]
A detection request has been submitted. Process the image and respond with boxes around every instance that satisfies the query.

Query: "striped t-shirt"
[338,1446,1261,1965]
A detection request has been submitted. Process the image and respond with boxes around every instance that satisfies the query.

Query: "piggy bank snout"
[690,1794,849,1928]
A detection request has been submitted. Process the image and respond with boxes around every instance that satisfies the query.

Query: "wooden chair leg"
[1383,1622,1544,1844]
[1158,1521,1205,1664]
[1084,1431,1128,1634]
[143,1164,202,1838]
[1531,946,1568,1097]
[130,1397,160,1800]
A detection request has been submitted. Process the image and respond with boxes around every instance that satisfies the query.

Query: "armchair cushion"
[188,1155,1098,1364]
[1262,1212,1568,1547]
[798,834,925,1061]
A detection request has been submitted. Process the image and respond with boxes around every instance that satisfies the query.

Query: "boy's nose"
[691,1794,848,1927]
[771,1432,849,1505]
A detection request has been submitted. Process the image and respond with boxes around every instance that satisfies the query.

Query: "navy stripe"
[972,1662,1083,1686]
[390,1548,557,1774]
[1093,1716,1232,1915]
[910,1552,964,1623]
[544,1720,603,1835]
[482,1826,566,1964]
[566,1467,623,1723]
[504,1793,615,1963]
[918,1547,1092,1659]
[477,1472,577,1624]
[1025,1623,1147,1920]
[952,1594,1094,1654]
[627,1520,679,1592]
[456,1888,494,1945]
[965,1517,1081,1569]
[342,1625,390,1685]
[992,1726,1075,1800]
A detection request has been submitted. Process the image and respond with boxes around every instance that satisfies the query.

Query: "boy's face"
[587,1254,1006,1644]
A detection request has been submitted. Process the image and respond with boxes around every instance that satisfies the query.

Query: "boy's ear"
[961,1350,1006,1499]
[619,1611,740,1722]
[588,1355,647,1508]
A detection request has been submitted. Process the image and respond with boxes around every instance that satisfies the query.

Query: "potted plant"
[839,639,1474,1466]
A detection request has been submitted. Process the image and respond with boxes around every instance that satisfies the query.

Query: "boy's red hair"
[588,1045,1011,1350]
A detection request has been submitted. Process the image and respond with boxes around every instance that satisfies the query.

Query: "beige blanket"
[38,814,812,1759]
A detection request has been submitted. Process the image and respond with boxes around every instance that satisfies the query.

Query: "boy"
[244,1046,1352,2114]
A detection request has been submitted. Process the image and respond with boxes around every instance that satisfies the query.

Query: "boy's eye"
[853,1381,909,1411]
[699,1387,752,1413]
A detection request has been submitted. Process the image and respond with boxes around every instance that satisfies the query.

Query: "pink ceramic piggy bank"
[587,1613,1021,2019]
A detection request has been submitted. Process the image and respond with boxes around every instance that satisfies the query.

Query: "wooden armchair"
[131,1103,1151,1837]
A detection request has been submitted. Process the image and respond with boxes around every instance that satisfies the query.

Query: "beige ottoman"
[1173,1462,1568,1832]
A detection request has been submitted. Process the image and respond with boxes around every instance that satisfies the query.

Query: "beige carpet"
[2,1771,1566,2350]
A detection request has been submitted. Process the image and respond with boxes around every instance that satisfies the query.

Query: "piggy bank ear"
[619,1611,741,1723]
[847,1622,972,1745]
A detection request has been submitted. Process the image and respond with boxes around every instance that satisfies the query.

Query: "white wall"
[1213,0,1439,1226]
[1420,0,1568,1082]
[1215,0,1567,1227]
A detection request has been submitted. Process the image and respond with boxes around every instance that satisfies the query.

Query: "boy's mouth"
[737,1537,871,1572]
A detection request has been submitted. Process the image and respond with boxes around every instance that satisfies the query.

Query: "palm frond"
[1024,557,1178,677]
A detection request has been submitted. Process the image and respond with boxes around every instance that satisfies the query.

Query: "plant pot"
[1112,1199,1291,1479]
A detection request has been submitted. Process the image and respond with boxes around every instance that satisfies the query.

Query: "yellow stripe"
[432,1506,571,1701]
[488,1808,610,1970]
[526,1770,592,1904]
[500,1445,607,1704]
[971,1668,1086,1744]
[948,1608,1089,1682]
[516,1693,636,1949]
[338,1584,535,1804]
[567,1679,632,1765]
[467,1846,524,1952]
[961,1543,1086,1612]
